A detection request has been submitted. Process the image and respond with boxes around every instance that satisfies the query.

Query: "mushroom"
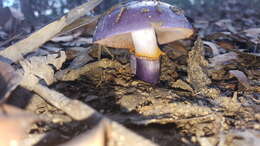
[93,0,193,84]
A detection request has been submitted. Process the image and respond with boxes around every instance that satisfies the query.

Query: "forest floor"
[0,0,259,146]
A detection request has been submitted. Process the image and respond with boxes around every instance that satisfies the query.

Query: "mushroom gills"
[130,27,162,84]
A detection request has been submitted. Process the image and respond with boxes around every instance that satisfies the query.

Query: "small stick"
[33,83,101,121]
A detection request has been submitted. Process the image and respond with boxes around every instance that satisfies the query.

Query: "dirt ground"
[1,0,260,146]
[50,42,259,146]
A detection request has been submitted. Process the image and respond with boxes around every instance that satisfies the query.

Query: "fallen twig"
[33,83,100,121]
[0,0,102,62]
[132,114,218,125]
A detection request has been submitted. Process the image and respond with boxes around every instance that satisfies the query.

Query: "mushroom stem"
[131,28,162,84]
[131,28,162,58]
[135,56,160,84]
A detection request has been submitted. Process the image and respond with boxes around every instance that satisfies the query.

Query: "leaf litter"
[0,0,259,146]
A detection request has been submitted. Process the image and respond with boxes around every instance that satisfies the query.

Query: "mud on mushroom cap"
[93,0,193,49]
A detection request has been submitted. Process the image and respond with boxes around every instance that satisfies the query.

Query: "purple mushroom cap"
[93,0,193,49]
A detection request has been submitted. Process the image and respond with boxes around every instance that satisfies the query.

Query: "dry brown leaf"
[215,19,237,33]
[217,41,236,50]
[19,51,66,89]
[214,95,241,113]
[0,104,39,146]
[208,33,260,67]
[170,79,194,92]
[0,0,102,62]
[243,28,260,37]
[209,52,238,67]
[0,61,21,103]
[203,41,220,56]
[243,28,260,44]
[229,70,251,89]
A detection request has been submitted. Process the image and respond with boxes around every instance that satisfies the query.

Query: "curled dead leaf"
[203,41,220,56]
[19,51,66,89]
[209,52,238,67]
[229,70,251,89]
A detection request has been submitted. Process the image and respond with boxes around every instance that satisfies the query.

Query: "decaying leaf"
[203,41,220,56]
[0,61,21,103]
[243,28,260,44]
[243,28,260,37]
[214,94,241,113]
[19,51,66,89]
[0,0,102,62]
[187,38,211,90]
[0,104,39,146]
[170,79,194,92]
[138,102,212,118]
[66,47,94,69]
[209,52,238,67]
[229,70,251,89]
